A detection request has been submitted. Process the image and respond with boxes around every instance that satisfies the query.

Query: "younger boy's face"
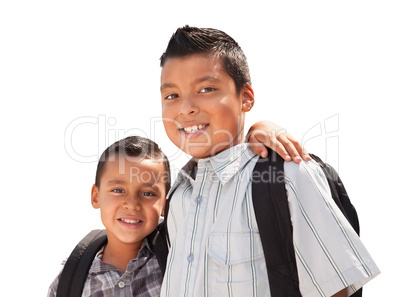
[91,155,166,248]
[160,54,254,159]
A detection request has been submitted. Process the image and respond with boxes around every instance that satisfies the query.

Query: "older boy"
[48,136,170,297]
[160,26,380,297]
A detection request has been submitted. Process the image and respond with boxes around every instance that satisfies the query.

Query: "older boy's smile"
[179,123,210,139]
[161,54,254,159]
[180,123,209,134]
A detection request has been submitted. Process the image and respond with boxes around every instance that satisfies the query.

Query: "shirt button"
[118,281,125,288]
[187,253,194,262]
[196,196,203,204]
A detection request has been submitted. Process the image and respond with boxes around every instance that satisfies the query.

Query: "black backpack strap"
[163,180,181,249]
[309,154,360,235]
[147,222,169,274]
[57,229,107,297]
[163,194,171,248]
[252,149,302,297]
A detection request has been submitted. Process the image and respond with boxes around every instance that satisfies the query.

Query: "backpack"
[252,149,361,297]
[56,223,168,297]
[163,150,361,297]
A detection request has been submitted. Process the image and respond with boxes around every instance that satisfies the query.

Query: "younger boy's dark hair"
[95,136,171,194]
[160,25,251,94]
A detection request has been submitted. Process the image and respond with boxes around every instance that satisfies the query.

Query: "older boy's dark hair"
[160,25,251,94]
[95,136,171,194]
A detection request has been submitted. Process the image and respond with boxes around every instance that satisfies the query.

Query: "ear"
[91,184,100,209]
[241,84,255,112]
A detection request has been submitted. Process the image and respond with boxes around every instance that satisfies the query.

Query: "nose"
[123,195,141,211]
[179,95,199,116]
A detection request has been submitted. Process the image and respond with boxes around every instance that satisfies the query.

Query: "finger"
[301,146,312,161]
[288,138,311,161]
[278,137,302,163]
[249,141,269,158]
[255,133,294,161]
[267,140,292,161]
[251,134,291,160]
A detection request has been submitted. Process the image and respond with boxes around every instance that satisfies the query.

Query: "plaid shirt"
[48,238,163,297]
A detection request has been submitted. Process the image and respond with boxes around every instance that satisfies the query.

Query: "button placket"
[196,195,203,204]
[187,253,194,262]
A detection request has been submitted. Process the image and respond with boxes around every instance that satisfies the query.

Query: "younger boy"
[159,26,380,297]
[47,136,170,297]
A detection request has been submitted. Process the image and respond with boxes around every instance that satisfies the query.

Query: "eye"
[165,93,179,100]
[111,188,125,194]
[199,87,215,93]
[141,191,156,197]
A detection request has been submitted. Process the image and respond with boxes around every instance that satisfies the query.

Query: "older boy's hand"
[247,121,311,163]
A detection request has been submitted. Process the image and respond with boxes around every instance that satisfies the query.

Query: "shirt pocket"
[207,231,268,288]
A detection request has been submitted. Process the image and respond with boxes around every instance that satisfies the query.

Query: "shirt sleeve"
[47,260,65,297]
[284,160,380,297]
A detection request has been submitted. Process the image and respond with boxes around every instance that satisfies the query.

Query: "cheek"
[99,197,120,214]
[162,104,177,121]
[162,109,179,130]
[211,105,242,129]
[148,200,164,217]
[163,119,177,133]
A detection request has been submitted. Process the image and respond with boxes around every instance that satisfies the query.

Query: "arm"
[285,161,380,296]
[246,120,311,163]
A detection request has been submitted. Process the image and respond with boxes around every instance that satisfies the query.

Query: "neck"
[102,237,143,273]
[194,130,245,162]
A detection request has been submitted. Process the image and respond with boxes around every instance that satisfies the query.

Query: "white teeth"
[121,218,140,224]
[183,125,205,133]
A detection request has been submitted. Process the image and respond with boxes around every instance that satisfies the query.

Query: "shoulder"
[284,159,324,179]
[47,259,66,297]
[284,160,331,198]
[284,159,329,192]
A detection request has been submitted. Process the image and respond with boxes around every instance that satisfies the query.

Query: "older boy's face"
[160,54,254,159]
[91,155,166,248]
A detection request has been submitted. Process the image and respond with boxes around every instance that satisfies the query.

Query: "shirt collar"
[88,238,153,275]
[177,143,257,185]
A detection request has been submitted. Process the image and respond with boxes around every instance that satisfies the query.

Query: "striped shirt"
[161,144,380,297]
[48,238,163,297]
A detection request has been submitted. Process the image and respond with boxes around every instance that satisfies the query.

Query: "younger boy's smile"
[91,156,166,248]
[161,54,254,159]
[118,217,143,228]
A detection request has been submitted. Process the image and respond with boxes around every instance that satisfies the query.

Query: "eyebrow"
[142,183,158,188]
[196,76,220,84]
[160,76,220,91]
[106,179,127,185]
[108,180,162,189]
[160,83,176,91]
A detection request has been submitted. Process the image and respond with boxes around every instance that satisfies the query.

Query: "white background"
[1,1,400,296]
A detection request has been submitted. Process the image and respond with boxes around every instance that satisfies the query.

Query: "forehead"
[160,54,229,86]
[102,155,166,183]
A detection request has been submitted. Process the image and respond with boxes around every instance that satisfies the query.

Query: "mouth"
[118,218,142,224]
[180,124,209,134]
[118,217,143,228]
